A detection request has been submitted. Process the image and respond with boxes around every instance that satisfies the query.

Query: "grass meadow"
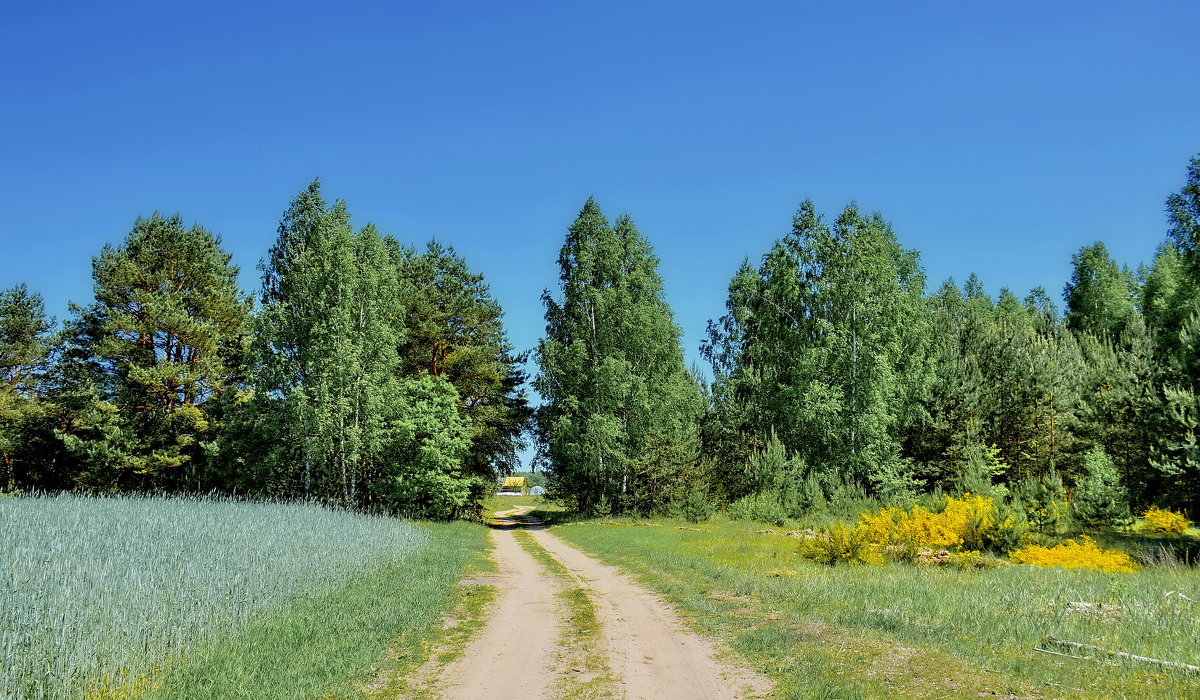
[554,516,1200,699]
[0,493,487,700]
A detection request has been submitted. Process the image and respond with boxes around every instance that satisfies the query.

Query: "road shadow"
[488,508,548,531]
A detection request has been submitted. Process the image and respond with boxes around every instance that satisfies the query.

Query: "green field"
[0,494,487,700]
[553,515,1200,699]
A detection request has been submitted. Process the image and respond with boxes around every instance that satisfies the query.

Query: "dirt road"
[417,507,772,699]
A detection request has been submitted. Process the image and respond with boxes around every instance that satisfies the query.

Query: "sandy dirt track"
[435,525,565,699]
[418,508,773,699]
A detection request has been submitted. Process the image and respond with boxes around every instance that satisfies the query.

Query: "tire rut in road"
[529,527,774,700]
[415,508,773,699]
[434,525,567,699]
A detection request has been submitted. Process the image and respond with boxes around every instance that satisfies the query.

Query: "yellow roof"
[502,477,526,488]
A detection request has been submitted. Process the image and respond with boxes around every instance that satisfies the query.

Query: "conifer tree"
[61,214,251,490]
[394,241,532,485]
[1148,154,1200,512]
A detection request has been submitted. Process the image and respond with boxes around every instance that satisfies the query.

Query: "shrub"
[1071,447,1132,529]
[797,522,877,565]
[1016,473,1076,535]
[983,497,1030,554]
[858,494,988,548]
[953,442,1008,496]
[1141,506,1192,534]
[1010,535,1137,573]
[727,491,789,527]
[856,493,1028,555]
[779,471,822,519]
[682,487,715,523]
[949,550,1006,570]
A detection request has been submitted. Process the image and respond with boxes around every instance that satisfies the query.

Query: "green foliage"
[536,199,702,515]
[682,486,715,523]
[1016,473,1076,536]
[703,200,929,494]
[393,240,531,481]
[255,184,403,505]
[1064,242,1136,339]
[249,183,510,518]
[727,491,789,527]
[953,442,1008,497]
[0,284,54,491]
[797,522,875,565]
[53,214,251,491]
[1072,446,1133,528]
[984,496,1031,555]
[374,374,474,520]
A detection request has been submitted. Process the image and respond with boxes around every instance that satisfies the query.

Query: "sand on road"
[416,507,773,699]
[435,524,566,700]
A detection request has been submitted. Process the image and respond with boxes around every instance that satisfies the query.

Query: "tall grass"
[1,493,428,699]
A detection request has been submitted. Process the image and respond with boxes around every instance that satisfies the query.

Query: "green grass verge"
[553,516,1200,699]
[358,551,498,700]
[149,521,489,700]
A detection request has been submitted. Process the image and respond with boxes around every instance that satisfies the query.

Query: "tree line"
[537,154,1200,522]
[0,181,529,518]
[2,155,1199,520]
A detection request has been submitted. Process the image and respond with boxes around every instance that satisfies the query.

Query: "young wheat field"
[0,493,432,699]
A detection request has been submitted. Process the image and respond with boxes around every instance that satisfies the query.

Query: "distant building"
[498,476,527,495]
[530,486,546,496]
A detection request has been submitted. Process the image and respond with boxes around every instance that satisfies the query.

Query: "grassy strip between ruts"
[552,517,1200,699]
[512,529,618,700]
[146,521,489,700]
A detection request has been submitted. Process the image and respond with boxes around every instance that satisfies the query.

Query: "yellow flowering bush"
[1141,506,1192,534]
[796,522,880,565]
[858,494,997,549]
[1009,536,1136,573]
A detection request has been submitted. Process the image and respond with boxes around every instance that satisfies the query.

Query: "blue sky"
[2,1,1197,385]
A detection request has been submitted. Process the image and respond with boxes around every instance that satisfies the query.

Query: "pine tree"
[1072,446,1133,528]
[59,214,250,490]
[1166,154,1200,266]
[1075,314,1157,505]
[393,241,532,486]
[1148,154,1200,513]
[536,199,701,514]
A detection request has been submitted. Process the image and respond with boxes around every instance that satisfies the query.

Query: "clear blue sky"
[2,1,1197,382]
